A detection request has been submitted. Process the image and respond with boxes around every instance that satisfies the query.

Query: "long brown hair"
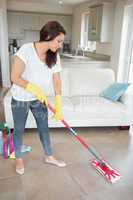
[40,21,66,68]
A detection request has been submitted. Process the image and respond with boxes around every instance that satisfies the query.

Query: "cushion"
[69,68,115,96]
[100,82,129,101]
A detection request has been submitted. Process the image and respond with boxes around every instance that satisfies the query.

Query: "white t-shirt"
[11,42,62,101]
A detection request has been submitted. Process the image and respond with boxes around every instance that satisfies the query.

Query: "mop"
[48,103,121,184]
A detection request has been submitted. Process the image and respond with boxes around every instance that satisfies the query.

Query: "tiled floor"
[0,127,133,200]
[0,89,133,200]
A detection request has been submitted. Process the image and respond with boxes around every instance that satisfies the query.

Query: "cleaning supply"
[0,123,32,159]
[48,102,121,184]
[9,129,15,159]
[25,83,48,105]
[21,145,32,154]
[3,129,8,159]
[0,131,3,155]
[0,123,10,158]
[9,145,32,159]
[0,123,10,134]
[91,159,121,183]
[9,130,15,153]
[0,124,14,159]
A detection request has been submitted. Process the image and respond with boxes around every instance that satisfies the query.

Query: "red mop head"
[91,159,121,183]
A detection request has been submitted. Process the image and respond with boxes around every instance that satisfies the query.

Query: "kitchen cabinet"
[7,12,24,39]
[61,59,109,69]
[88,3,114,42]
[23,13,41,30]
[7,11,72,44]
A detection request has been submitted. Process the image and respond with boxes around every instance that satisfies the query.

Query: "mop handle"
[48,103,102,162]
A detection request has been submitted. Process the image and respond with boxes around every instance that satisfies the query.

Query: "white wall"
[110,1,125,77]
[0,0,10,87]
[110,0,133,77]
[72,1,90,50]
[7,0,73,14]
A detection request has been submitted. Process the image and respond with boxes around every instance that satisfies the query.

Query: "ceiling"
[8,0,90,6]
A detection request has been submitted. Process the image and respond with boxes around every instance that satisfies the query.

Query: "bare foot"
[15,158,24,175]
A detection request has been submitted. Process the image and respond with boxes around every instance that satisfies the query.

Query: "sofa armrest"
[120,84,133,115]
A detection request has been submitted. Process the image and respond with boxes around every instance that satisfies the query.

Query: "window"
[81,12,89,48]
[118,5,133,83]
[81,12,96,52]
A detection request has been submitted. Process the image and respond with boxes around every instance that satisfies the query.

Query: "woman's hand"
[26,83,48,105]
[52,95,63,120]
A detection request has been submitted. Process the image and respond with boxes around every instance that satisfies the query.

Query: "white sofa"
[4,68,133,128]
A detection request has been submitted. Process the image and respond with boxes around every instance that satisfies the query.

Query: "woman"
[11,21,66,175]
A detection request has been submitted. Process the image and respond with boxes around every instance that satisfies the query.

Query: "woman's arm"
[52,72,63,120]
[53,72,62,95]
[11,55,28,88]
[11,55,48,104]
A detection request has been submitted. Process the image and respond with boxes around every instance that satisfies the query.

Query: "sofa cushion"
[69,68,115,96]
[48,96,74,126]
[100,82,129,101]
[70,96,126,118]
[48,96,73,112]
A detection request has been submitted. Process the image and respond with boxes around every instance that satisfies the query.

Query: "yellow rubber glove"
[25,83,48,105]
[52,95,63,121]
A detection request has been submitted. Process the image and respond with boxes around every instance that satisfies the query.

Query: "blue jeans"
[11,98,53,158]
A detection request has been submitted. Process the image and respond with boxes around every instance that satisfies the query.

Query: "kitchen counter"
[61,57,109,64]
[9,52,110,69]
[60,53,110,68]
